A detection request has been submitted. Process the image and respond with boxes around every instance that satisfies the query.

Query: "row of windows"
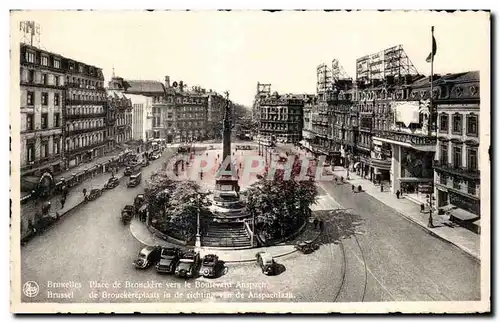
[25,51,61,69]
[67,106,104,116]
[25,136,62,164]
[25,113,60,131]
[439,113,478,136]
[26,91,61,107]
[260,124,300,131]
[177,113,205,120]
[69,92,106,101]
[439,144,478,171]
[439,175,477,195]
[21,69,64,87]
[67,119,105,132]
[66,133,105,151]
[67,76,103,88]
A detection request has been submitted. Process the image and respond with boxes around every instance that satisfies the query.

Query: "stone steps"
[202,222,252,247]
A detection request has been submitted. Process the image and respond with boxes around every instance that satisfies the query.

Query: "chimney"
[164,76,170,88]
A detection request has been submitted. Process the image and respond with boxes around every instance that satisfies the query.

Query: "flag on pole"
[426,27,437,63]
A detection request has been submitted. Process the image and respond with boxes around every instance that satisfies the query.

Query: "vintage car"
[295,240,320,254]
[149,150,162,160]
[256,252,276,276]
[140,158,150,167]
[104,176,120,190]
[175,250,201,278]
[124,163,141,176]
[134,194,145,209]
[133,245,162,269]
[155,247,182,274]
[127,173,142,188]
[86,188,102,201]
[200,254,220,278]
[121,205,135,224]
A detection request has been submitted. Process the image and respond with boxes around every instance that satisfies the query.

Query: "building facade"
[20,44,66,195]
[63,58,107,168]
[106,90,133,147]
[207,91,226,139]
[432,71,480,221]
[174,91,209,142]
[258,93,304,144]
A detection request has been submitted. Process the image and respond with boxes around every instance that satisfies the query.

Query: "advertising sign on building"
[392,101,420,127]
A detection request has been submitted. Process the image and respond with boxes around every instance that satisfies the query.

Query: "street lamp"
[195,193,201,247]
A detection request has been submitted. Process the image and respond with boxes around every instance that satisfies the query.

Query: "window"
[26,141,35,163]
[439,114,449,133]
[54,139,60,155]
[468,181,476,195]
[167,112,173,119]
[453,146,462,169]
[28,70,35,82]
[466,114,478,136]
[440,143,448,164]
[56,76,62,86]
[41,141,49,158]
[25,51,35,63]
[41,55,49,66]
[440,174,447,185]
[452,114,462,134]
[54,113,60,127]
[54,59,60,69]
[54,93,60,106]
[42,74,47,85]
[26,114,34,131]
[27,91,34,106]
[453,178,461,190]
[467,148,478,171]
[41,113,48,129]
[41,92,48,105]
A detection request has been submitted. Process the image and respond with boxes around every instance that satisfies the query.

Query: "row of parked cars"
[133,246,223,279]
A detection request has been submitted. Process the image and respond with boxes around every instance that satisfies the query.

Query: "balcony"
[433,160,480,180]
[66,99,106,106]
[65,112,107,120]
[67,126,106,136]
[374,130,437,151]
[68,141,106,156]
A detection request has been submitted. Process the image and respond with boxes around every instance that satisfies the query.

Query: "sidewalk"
[21,169,125,240]
[129,218,321,263]
[329,168,480,260]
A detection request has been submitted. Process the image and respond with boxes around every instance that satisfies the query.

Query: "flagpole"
[428,25,435,228]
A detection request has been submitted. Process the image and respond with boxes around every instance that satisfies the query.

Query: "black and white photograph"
[9,10,490,313]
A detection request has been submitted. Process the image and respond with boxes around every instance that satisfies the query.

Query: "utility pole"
[428,26,436,228]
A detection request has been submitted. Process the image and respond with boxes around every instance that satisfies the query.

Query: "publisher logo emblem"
[23,281,39,298]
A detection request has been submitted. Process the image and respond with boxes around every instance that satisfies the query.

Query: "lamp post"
[195,193,201,248]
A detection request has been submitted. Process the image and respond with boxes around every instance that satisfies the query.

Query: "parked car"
[295,240,320,254]
[104,176,120,190]
[134,194,145,210]
[175,250,201,278]
[86,188,102,201]
[256,252,276,276]
[133,245,162,269]
[200,254,220,278]
[121,205,135,224]
[124,163,141,176]
[155,248,182,274]
[127,172,142,188]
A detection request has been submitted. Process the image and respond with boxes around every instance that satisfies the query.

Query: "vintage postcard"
[10,10,490,313]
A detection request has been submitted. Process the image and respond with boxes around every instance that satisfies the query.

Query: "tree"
[246,154,318,241]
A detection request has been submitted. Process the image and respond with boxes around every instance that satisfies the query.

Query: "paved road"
[20,146,344,303]
[276,144,481,302]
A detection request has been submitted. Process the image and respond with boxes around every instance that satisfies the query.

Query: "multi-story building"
[207,91,226,139]
[20,44,66,195]
[106,90,133,147]
[107,76,167,143]
[174,90,209,142]
[432,71,480,224]
[63,57,107,168]
[258,92,304,144]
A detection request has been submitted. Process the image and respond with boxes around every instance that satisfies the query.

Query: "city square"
[12,10,489,313]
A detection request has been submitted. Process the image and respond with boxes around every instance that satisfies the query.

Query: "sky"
[11,10,490,107]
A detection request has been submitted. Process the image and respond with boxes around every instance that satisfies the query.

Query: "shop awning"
[449,208,479,222]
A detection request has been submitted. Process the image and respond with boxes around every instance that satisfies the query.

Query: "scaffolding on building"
[356,45,419,82]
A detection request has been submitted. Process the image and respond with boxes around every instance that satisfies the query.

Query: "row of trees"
[246,155,318,242]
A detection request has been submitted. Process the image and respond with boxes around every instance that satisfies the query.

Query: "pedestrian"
[396,190,400,199]
[352,184,355,192]
[380,184,384,192]
[313,218,318,229]
[420,203,425,213]
[83,188,87,199]
[60,196,66,209]
[319,220,324,231]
